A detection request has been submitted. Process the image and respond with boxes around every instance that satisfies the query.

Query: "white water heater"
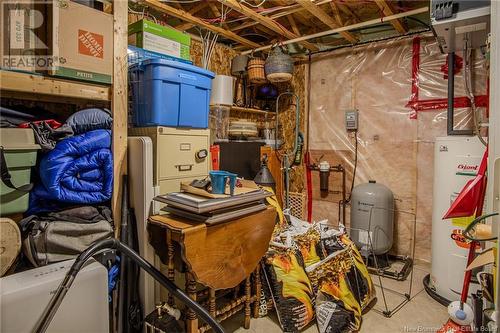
[431,136,485,302]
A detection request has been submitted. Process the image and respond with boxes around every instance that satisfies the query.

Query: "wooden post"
[185,271,199,333]
[166,230,175,306]
[111,0,128,233]
[253,267,261,318]
[244,277,251,329]
[209,288,216,318]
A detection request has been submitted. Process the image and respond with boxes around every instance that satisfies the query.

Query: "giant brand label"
[78,30,104,59]
[456,163,479,176]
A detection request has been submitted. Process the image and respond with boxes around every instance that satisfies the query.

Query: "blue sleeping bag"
[28,130,113,214]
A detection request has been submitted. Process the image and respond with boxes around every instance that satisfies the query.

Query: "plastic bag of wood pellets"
[306,245,375,331]
[293,228,323,267]
[316,291,357,333]
[263,245,316,332]
[317,227,346,257]
[336,234,376,310]
[316,228,376,311]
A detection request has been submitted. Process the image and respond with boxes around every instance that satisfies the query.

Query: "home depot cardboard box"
[47,0,113,84]
[128,19,191,61]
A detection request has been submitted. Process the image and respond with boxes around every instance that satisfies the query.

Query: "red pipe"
[305,151,313,222]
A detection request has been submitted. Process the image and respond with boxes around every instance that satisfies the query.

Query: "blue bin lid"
[135,58,215,79]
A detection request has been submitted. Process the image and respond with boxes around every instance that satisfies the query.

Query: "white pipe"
[242,6,429,55]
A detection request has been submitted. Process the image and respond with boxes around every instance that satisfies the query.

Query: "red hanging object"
[443,147,488,219]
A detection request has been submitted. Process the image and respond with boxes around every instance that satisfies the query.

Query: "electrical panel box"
[345,110,359,131]
[431,0,490,53]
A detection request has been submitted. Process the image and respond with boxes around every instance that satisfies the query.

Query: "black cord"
[405,16,431,30]
[34,239,225,333]
[347,130,358,203]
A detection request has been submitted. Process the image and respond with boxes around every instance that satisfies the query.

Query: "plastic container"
[0,129,40,215]
[210,75,235,106]
[130,59,215,128]
[209,106,230,142]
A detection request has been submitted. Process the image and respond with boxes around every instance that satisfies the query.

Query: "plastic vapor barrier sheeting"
[308,34,488,260]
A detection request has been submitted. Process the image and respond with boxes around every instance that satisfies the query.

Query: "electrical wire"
[463,34,488,146]
[128,6,158,24]
[160,0,202,3]
[239,0,267,8]
[405,16,431,30]
[347,130,358,203]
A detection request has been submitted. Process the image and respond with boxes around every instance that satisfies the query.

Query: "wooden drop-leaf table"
[148,207,276,333]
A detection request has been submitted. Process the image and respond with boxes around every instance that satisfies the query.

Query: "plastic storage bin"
[130,59,215,128]
[0,129,40,215]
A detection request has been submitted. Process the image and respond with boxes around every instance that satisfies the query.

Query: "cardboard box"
[127,45,192,67]
[47,0,113,84]
[128,19,191,61]
[0,1,48,73]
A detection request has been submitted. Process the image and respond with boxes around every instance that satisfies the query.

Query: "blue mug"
[209,171,237,195]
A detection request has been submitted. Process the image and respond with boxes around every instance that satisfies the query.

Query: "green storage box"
[0,129,40,216]
[128,19,191,61]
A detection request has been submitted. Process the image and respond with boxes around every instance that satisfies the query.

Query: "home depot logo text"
[78,30,104,58]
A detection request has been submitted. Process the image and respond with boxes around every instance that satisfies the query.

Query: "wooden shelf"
[0,70,111,102]
[230,105,274,115]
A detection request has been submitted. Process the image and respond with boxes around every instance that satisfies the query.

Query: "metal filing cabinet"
[129,127,210,194]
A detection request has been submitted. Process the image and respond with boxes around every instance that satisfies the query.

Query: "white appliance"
[128,136,156,315]
[431,136,486,302]
[0,259,108,333]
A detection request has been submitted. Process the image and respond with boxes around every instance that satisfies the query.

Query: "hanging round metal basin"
[265,47,293,83]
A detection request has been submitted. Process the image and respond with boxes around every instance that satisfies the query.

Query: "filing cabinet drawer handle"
[175,164,193,172]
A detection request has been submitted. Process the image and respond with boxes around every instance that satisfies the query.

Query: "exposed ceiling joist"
[140,0,260,48]
[231,0,332,32]
[330,2,343,26]
[208,2,230,29]
[374,0,408,34]
[240,6,429,54]
[296,0,358,43]
[337,3,361,22]
[220,0,319,51]
[175,2,209,31]
[287,15,301,35]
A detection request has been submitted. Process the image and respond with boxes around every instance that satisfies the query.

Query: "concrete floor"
[223,262,449,333]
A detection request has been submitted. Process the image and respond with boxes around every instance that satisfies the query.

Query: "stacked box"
[128,19,191,61]
[46,0,113,84]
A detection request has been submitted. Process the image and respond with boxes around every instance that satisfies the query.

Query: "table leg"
[209,288,216,318]
[166,230,175,306]
[185,271,198,333]
[244,277,251,329]
[253,267,261,319]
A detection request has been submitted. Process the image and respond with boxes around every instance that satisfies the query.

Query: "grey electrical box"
[345,110,358,130]
[431,0,490,53]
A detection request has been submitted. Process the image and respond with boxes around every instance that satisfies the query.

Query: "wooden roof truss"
[137,0,429,53]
